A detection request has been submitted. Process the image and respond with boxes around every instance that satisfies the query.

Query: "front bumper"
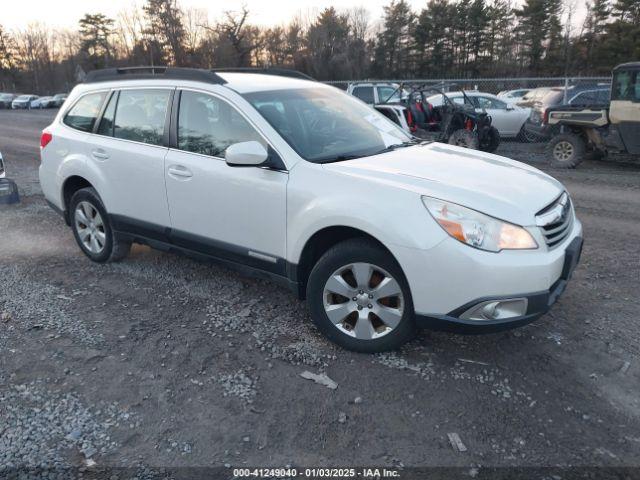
[414,236,583,333]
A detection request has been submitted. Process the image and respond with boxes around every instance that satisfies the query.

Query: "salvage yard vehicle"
[522,84,611,141]
[425,91,531,141]
[12,94,39,109]
[39,66,583,352]
[545,62,640,168]
[405,85,501,152]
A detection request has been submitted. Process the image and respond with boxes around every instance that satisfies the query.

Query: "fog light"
[460,298,528,321]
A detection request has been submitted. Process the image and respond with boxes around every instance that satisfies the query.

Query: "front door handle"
[168,165,193,179]
[91,149,109,160]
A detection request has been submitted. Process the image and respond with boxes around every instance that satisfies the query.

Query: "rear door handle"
[168,165,193,179]
[91,149,109,160]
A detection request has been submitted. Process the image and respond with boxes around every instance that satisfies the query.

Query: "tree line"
[0,0,638,94]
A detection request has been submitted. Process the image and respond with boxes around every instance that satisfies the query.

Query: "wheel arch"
[293,225,400,299]
[62,175,94,225]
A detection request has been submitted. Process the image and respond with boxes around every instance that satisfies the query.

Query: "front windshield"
[244,87,412,163]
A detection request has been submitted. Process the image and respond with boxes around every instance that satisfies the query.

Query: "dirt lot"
[1,109,640,478]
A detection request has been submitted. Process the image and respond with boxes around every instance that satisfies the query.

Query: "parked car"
[497,89,531,105]
[12,95,39,109]
[523,85,611,140]
[425,91,532,141]
[39,66,583,352]
[0,93,17,109]
[545,62,640,168]
[52,93,68,107]
[32,96,54,109]
[347,82,409,105]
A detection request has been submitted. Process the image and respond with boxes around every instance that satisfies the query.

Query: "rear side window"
[63,92,107,132]
[114,89,170,146]
[177,90,265,157]
[352,86,374,104]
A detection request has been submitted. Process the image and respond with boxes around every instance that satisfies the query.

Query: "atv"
[373,83,500,153]
[545,62,640,168]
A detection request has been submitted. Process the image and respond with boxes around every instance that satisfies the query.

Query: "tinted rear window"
[63,92,107,132]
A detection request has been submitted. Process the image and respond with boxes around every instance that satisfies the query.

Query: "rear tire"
[306,238,416,353]
[69,187,131,263]
[479,126,500,153]
[448,129,480,150]
[546,133,585,168]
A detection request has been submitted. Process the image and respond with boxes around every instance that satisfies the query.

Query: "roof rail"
[84,66,227,85]
[212,67,315,81]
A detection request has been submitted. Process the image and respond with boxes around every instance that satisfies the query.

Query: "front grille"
[536,192,573,248]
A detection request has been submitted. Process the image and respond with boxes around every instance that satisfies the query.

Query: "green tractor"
[546,62,640,168]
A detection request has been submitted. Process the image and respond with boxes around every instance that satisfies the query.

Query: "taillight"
[542,109,549,125]
[40,131,52,149]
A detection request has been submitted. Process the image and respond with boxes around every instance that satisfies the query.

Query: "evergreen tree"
[373,0,414,78]
[143,0,186,65]
[78,13,114,69]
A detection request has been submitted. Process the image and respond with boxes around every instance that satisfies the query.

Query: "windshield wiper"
[373,140,422,156]
[318,154,366,164]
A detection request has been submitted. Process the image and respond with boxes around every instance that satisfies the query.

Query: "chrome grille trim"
[536,192,574,248]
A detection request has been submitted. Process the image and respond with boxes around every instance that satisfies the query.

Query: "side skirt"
[110,214,300,295]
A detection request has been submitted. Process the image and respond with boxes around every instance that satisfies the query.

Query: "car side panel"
[286,161,449,265]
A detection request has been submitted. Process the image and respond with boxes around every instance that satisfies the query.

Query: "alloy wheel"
[74,201,106,254]
[323,262,404,340]
[553,141,574,162]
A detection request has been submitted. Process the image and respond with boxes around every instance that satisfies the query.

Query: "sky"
[2,0,588,31]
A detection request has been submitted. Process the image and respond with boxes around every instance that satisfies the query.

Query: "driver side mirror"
[506,104,515,110]
[225,141,268,167]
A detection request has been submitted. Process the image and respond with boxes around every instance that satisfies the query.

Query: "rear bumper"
[415,236,583,333]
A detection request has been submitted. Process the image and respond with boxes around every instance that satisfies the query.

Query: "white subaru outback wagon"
[39,67,583,352]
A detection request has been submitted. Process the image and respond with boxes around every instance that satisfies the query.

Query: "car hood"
[323,143,564,226]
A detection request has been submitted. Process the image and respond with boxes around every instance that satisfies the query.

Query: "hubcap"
[74,201,106,254]
[553,141,574,161]
[323,262,404,340]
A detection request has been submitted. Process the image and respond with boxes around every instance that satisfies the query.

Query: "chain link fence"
[325,77,611,95]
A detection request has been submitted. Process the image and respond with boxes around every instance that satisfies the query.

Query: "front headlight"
[422,196,537,252]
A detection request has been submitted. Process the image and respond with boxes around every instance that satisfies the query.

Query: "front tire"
[69,187,130,263]
[546,133,585,168]
[306,238,416,352]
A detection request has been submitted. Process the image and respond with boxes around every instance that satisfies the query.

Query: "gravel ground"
[1,109,639,478]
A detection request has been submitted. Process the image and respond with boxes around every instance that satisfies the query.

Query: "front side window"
[352,86,374,104]
[113,89,170,146]
[177,90,265,157]
[63,92,107,132]
[244,87,411,163]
